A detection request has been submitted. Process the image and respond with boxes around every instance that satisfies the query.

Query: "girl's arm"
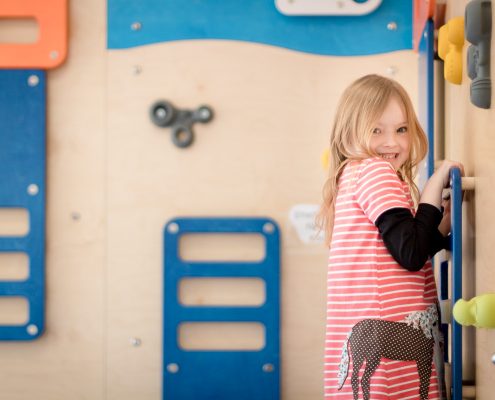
[376,204,450,271]
[375,160,464,272]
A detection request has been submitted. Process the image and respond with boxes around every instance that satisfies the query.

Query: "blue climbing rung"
[163,217,280,400]
[0,70,46,340]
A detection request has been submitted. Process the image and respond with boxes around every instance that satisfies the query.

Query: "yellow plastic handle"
[453,294,495,328]
[438,17,465,84]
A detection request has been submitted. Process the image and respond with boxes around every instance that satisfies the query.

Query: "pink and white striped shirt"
[324,157,443,399]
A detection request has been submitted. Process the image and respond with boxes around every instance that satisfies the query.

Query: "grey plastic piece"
[465,0,492,109]
[150,100,214,148]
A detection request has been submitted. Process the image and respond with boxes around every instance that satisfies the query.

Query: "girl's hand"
[420,160,465,209]
[433,160,465,188]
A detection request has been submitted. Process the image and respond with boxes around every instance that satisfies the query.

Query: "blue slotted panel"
[163,217,280,400]
[0,70,46,340]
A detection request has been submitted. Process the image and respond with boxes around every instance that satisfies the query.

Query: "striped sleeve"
[355,158,411,224]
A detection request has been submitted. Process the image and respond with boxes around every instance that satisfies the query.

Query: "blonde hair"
[317,74,428,246]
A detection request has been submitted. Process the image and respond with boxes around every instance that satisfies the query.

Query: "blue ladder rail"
[450,167,463,400]
[163,217,280,400]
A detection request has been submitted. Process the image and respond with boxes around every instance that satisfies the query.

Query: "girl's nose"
[383,131,398,147]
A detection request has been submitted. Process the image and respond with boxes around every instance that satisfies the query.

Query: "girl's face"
[369,96,411,170]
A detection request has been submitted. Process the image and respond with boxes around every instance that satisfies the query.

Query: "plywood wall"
[0,1,420,399]
[443,0,495,398]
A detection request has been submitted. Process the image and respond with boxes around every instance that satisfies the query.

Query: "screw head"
[168,223,179,234]
[386,66,398,76]
[27,184,39,196]
[28,75,39,87]
[131,22,142,31]
[387,22,398,31]
[71,212,81,221]
[167,363,179,373]
[27,324,39,336]
[262,363,274,372]
[156,107,167,119]
[200,108,210,119]
[263,223,275,234]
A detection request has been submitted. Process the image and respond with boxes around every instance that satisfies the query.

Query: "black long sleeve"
[375,203,451,272]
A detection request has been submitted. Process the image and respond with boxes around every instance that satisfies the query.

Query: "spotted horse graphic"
[337,305,445,400]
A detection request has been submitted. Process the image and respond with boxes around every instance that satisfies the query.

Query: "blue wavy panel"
[0,70,46,340]
[108,0,412,55]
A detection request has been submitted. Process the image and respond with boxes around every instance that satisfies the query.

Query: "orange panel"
[413,0,436,51]
[0,0,68,69]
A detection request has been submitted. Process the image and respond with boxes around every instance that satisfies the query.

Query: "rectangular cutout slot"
[0,253,29,281]
[179,234,265,262]
[0,208,29,236]
[179,322,265,350]
[179,278,265,306]
[0,296,29,325]
[0,18,39,44]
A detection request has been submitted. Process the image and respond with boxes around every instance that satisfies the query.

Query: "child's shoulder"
[350,157,396,174]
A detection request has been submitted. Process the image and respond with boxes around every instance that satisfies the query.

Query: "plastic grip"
[438,17,465,84]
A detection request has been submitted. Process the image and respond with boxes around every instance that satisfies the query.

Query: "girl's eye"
[397,126,408,134]
[372,128,381,134]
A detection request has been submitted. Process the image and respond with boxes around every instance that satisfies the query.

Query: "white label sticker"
[289,204,324,244]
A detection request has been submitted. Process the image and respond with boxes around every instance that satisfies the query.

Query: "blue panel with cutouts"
[0,70,46,340]
[163,217,280,400]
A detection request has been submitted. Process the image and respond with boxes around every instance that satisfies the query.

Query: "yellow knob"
[321,148,330,170]
[453,294,495,328]
[438,17,465,84]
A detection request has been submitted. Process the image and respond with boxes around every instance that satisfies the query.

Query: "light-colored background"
[443,1,495,399]
[0,0,493,399]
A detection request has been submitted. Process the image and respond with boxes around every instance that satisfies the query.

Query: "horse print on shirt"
[337,305,444,400]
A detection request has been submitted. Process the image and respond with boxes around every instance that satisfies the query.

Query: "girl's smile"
[370,96,411,170]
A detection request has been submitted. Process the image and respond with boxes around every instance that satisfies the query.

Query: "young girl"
[318,74,464,400]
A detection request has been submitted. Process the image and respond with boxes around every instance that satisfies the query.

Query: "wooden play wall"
[7,0,495,399]
[0,1,418,399]
[442,1,495,399]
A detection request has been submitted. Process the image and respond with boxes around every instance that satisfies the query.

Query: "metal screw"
[27,184,39,196]
[156,107,167,119]
[130,337,142,347]
[262,363,274,372]
[132,65,142,75]
[71,212,81,221]
[492,353,495,365]
[263,223,275,234]
[28,75,39,87]
[50,50,59,60]
[199,108,211,119]
[424,31,428,39]
[167,363,179,373]
[27,324,38,336]
[168,223,179,234]
[131,22,142,31]
[387,22,398,31]
[386,66,398,76]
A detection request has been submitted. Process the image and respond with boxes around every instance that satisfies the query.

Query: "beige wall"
[443,1,495,399]
[0,1,423,399]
